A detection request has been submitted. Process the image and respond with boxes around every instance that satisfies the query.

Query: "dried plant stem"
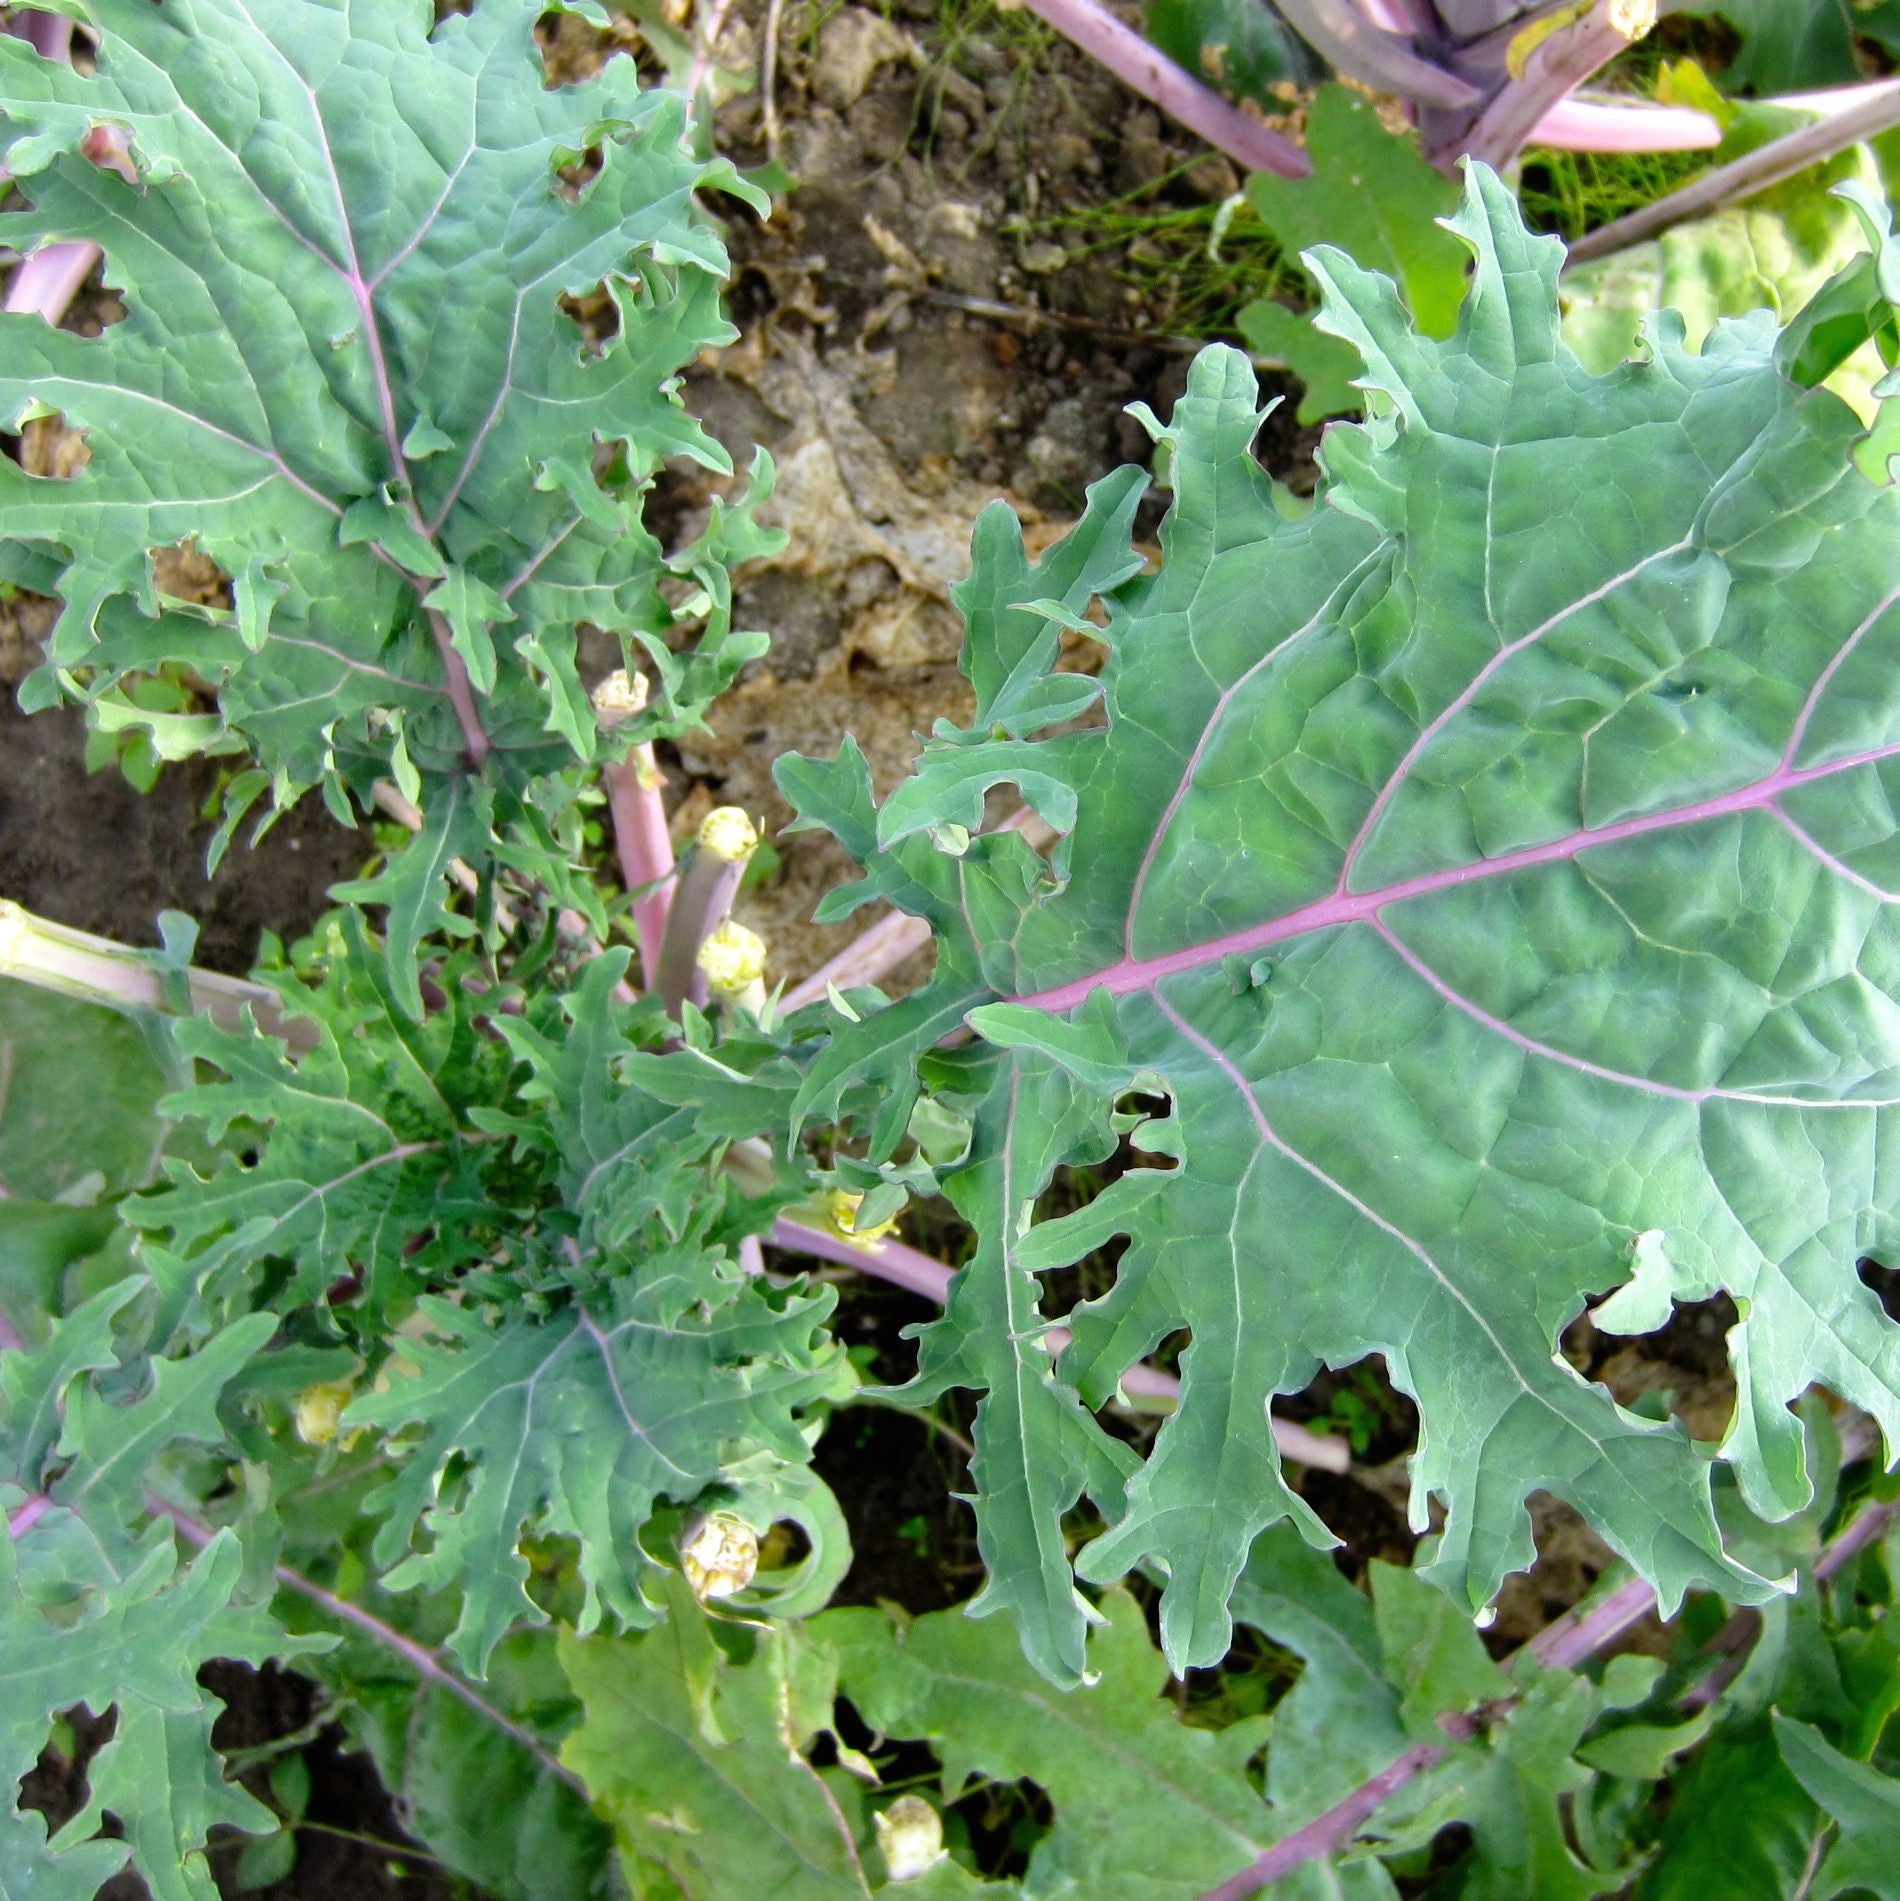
[1566,79,1900,264]
[1014,0,1311,179]
[758,0,785,155]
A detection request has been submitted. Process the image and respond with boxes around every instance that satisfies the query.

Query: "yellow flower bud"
[590,668,648,722]
[875,1796,945,1882]
[294,1377,358,1448]
[696,920,766,998]
[823,1188,899,1249]
[1607,0,1654,38]
[696,805,759,864]
[680,1511,759,1601]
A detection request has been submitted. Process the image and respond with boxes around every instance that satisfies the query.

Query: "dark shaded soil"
[0,700,368,973]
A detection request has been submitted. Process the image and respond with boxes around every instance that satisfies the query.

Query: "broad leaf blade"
[0,0,759,805]
[350,1274,847,1675]
[788,165,1900,1680]
[0,980,171,1202]
[824,1588,1274,1899]
[561,1585,876,1901]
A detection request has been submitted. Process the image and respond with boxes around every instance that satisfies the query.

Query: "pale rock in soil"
[812,7,914,110]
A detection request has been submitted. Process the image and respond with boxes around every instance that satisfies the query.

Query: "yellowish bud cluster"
[590,668,648,721]
[696,919,767,997]
[680,1511,759,1601]
[696,805,759,864]
[294,1376,361,1449]
[823,1187,899,1249]
[1606,0,1654,38]
[874,1796,945,1882]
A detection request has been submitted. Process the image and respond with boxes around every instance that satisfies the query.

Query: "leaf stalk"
[1010,0,1312,179]
[1566,78,1900,264]
[0,899,318,1051]
[1199,1493,1900,1895]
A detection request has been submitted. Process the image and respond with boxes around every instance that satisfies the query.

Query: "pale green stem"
[0,900,317,1051]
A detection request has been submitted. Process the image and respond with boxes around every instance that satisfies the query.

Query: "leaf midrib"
[1010,733,1900,1016]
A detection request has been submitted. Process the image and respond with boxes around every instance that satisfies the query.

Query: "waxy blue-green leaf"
[1773,1712,1900,1899]
[561,1581,877,1901]
[1239,84,1466,424]
[782,165,1900,1683]
[1,1284,320,1897]
[0,0,766,807]
[824,1588,1275,1899]
[349,1267,848,1676]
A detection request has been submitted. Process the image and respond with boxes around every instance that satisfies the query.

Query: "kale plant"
[4,1,1900,1894]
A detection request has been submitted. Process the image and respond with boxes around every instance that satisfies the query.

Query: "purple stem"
[1352,0,1435,35]
[606,758,677,991]
[768,1215,1351,1470]
[655,843,742,1015]
[7,1493,51,1539]
[1531,98,1720,152]
[1200,1743,1448,1900]
[1276,0,1481,109]
[1434,16,1631,169]
[1012,734,1900,1017]
[1013,0,1311,179]
[157,1500,586,1795]
[592,687,676,990]
[3,240,102,321]
[3,13,94,330]
[9,10,72,58]
[1200,1494,1900,1895]
[1525,1572,1663,1672]
[1815,1491,1899,1580]
[424,608,493,769]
